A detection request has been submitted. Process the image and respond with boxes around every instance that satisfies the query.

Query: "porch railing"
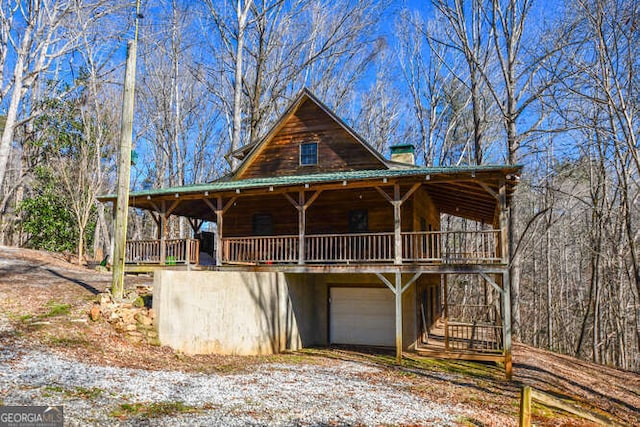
[445,321,504,352]
[305,232,394,263]
[448,304,501,324]
[402,230,501,263]
[125,238,200,265]
[221,235,299,264]
[221,229,502,265]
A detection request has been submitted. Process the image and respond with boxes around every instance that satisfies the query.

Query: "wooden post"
[185,239,191,270]
[443,274,449,351]
[159,202,167,265]
[503,271,513,379]
[111,40,137,300]
[298,191,305,265]
[395,270,403,363]
[519,386,532,427]
[215,197,223,266]
[393,184,402,265]
[499,179,513,380]
[499,178,509,264]
[109,202,116,265]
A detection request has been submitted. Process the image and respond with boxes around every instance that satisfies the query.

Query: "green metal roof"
[98,164,522,201]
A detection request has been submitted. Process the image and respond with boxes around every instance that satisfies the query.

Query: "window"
[300,142,318,165]
[252,213,273,236]
[348,209,368,233]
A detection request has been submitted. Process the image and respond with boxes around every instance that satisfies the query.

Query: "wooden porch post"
[110,202,116,265]
[499,178,509,264]
[394,184,402,265]
[215,197,223,267]
[499,178,513,379]
[284,191,321,266]
[395,271,403,362]
[185,238,191,270]
[502,271,513,379]
[298,191,305,265]
[376,271,422,364]
[160,203,167,265]
[376,183,419,265]
[443,274,449,351]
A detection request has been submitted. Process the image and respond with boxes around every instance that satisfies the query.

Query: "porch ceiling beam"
[375,271,422,295]
[304,190,323,209]
[376,183,421,206]
[401,183,421,204]
[375,273,395,294]
[149,211,161,227]
[222,196,237,214]
[148,200,161,213]
[188,218,202,234]
[477,181,499,200]
[203,198,217,214]
[165,199,181,217]
[401,272,423,294]
[283,192,299,209]
[374,186,393,204]
[284,190,323,211]
[479,271,504,294]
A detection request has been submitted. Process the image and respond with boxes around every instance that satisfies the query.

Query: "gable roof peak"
[231,89,390,179]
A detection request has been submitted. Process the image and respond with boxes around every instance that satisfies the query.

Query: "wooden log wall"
[223,185,433,238]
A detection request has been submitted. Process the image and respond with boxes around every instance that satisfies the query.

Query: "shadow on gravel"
[45,268,100,295]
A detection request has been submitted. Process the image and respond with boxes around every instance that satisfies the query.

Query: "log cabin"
[99,89,521,377]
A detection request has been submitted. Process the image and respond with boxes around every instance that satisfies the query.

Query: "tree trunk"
[0,19,33,199]
[230,0,253,170]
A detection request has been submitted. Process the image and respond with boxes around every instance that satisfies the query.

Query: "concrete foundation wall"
[154,271,314,355]
[154,271,423,355]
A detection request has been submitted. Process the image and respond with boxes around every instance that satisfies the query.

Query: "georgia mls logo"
[42,406,63,423]
[0,405,63,427]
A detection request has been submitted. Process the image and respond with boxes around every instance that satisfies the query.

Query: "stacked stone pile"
[89,286,159,345]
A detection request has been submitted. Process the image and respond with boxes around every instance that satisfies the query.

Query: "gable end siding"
[236,100,387,179]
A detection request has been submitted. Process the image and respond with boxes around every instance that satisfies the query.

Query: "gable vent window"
[300,142,318,166]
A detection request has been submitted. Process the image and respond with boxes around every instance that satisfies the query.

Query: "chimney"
[390,144,415,165]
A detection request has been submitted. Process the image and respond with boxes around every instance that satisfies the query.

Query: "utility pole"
[111,4,141,299]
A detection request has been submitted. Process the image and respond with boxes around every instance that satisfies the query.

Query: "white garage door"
[329,287,395,346]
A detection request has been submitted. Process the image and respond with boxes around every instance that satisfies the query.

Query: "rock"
[134,312,153,326]
[121,310,136,324]
[98,293,111,306]
[146,330,158,338]
[125,324,137,332]
[89,305,101,322]
[125,332,143,343]
[124,290,139,303]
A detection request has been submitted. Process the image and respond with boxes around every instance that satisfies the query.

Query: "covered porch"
[106,166,518,270]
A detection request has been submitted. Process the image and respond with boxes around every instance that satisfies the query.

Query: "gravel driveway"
[0,326,463,426]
